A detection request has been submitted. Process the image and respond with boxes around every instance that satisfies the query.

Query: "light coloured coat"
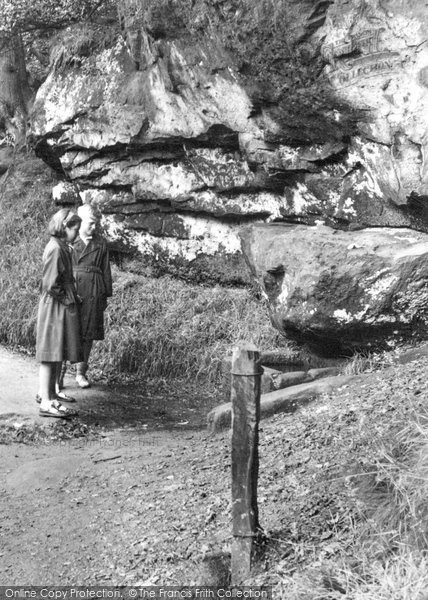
[36,237,82,362]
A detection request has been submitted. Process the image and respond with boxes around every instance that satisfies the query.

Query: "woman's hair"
[48,208,81,238]
[77,203,101,222]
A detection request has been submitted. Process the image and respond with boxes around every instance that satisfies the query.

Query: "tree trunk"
[0,32,32,148]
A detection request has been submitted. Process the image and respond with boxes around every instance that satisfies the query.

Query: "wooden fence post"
[231,345,262,585]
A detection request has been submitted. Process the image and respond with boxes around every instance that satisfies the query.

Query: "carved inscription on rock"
[322,1,403,87]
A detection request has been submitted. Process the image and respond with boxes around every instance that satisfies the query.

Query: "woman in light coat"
[35,209,82,418]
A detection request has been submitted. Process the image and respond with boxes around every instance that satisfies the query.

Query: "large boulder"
[240,223,428,354]
[31,0,428,283]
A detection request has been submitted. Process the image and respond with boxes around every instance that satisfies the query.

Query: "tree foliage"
[0,0,114,36]
[0,0,118,146]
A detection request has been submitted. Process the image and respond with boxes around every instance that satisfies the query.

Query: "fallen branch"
[207,374,359,433]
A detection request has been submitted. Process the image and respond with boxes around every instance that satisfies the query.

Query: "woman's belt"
[74,266,102,274]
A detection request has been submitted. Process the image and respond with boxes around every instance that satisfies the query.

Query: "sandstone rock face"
[319,1,428,205]
[240,224,428,354]
[31,0,428,284]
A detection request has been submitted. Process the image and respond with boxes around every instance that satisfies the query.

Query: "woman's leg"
[83,339,93,365]
[57,361,67,390]
[54,362,76,401]
[38,362,55,409]
[53,362,64,396]
[76,339,93,388]
[39,362,77,417]
[38,363,51,399]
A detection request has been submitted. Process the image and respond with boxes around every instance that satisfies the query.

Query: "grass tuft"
[358,413,428,552]
[341,348,399,376]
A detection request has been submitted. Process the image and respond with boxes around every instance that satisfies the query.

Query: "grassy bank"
[93,268,286,382]
[0,156,57,350]
[252,357,428,599]
[0,156,287,383]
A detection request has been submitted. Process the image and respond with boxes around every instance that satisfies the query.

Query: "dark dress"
[36,237,82,363]
[72,235,112,341]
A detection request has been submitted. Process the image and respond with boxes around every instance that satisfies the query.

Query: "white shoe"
[76,374,90,388]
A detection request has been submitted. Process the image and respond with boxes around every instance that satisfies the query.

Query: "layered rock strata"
[31,0,428,286]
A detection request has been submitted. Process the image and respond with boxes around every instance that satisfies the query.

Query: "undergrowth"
[0,156,56,349]
[93,270,285,383]
[341,411,428,599]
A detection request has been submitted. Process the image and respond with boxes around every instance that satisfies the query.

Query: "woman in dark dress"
[72,204,112,388]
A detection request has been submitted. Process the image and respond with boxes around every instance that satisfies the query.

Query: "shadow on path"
[0,346,220,432]
[74,380,219,431]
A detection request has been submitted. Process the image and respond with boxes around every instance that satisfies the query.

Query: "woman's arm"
[42,244,66,303]
[101,243,113,298]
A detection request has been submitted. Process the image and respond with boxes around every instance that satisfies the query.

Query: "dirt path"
[0,347,226,586]
[0,347,218,430]
[0,347,43,421]
[0,428,233,586]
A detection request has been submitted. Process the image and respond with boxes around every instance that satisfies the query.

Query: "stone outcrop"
[240,223,428,354]
[30,0,428,285]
